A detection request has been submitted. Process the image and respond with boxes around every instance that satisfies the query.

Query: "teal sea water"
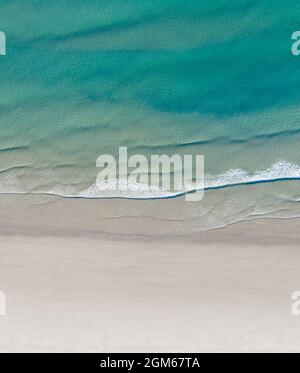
[1,1,300,227]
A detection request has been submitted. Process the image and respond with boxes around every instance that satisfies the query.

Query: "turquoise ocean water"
[1,1,300,228]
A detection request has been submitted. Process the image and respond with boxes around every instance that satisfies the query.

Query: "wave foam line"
[204,160,300,191]
[0,160,300,200]
[72,160,300,199]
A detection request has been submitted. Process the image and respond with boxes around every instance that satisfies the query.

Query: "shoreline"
[1,181,300,240]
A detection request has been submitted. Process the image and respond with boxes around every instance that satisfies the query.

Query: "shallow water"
[0,1,300,227]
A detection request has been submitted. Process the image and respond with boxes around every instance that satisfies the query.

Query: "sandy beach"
[2,0,300,356]
[0,194,300,352]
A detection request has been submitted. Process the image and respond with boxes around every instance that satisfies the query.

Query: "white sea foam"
[204,160,300,190]
[76,160,300,199]
[78,179,173,199]
[0,160,299,199]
